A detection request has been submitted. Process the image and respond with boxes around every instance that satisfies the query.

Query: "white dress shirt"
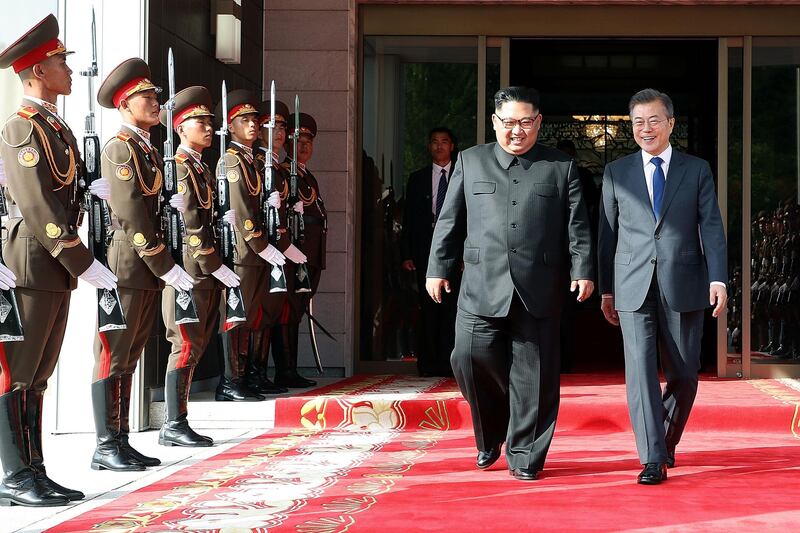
[641,144,672,211]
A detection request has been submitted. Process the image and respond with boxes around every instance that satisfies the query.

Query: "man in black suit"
[401,127,458,376]
[427,87,594,480]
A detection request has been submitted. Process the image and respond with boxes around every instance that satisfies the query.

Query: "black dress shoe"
[637,463,667,485]
[666,450,675,469]
[509,467,539,481]
[0,473,69,507]
[215,378,264,401]
[90,443,146,472]
[476,444,502,469]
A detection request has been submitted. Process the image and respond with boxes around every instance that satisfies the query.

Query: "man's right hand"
[402,259,416,271]
[426,277,451,304]
[601,295,619,326]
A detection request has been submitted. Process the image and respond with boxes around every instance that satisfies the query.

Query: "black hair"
[428,126,456,145]
[628,88,674,117]
[494,86,540,112]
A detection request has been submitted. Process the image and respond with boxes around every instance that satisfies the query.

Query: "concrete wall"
[263,0,353,375]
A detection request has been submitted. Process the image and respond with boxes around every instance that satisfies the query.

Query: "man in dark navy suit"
[401,127,458,376]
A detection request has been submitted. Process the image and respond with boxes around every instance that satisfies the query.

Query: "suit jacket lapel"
[657,150,687,228]
[631,153,656,225]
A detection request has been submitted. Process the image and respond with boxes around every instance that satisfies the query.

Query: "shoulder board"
[116,131,132,142]
[103,137,134,166]
[175,152,189,164]
[16,106,39,120]
[223,152,241,168]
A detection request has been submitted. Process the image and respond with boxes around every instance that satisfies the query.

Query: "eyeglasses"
[631,117,671,130]
[494,114,539,130]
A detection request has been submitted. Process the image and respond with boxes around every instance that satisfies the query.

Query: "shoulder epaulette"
[16,106,39,120]
[116,131,132,142]
[223,152,241,168]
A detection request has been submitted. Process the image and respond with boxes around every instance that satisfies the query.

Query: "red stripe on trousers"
[177,324,192,369]
[252,306,263,330]
[0,344,11,394]
[279,300,290,325]
[98,332,112,379]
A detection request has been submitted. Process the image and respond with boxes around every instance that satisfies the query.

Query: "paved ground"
[2,380,340,532]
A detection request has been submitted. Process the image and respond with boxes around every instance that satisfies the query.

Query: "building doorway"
[358,36,720,374]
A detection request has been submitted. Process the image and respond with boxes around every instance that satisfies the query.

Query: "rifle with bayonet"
[215,81,247,325]
[288,94,312,293]
[81,8,126,332]
[0,165,24,343]
[161,48,199,325]
[263,81,287,293]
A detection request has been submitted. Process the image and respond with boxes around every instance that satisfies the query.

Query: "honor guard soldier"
[214,90,285,401]
[0,15,117,506]
[251,99,307,394]
[159,86,239,445]
[93,58,193,471]
[274,112,327,388]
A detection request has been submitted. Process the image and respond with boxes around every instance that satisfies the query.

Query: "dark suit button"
[511,223,517,228]
[650,258,656,264]
[655,234,661,240]
[511,248,517,253]
[512,200,517,205]
[513,179,519,184]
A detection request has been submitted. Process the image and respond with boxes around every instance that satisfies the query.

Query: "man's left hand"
[571,279,594,302]
[710,285,728,318]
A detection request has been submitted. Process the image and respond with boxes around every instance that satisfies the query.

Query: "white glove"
[159,264,195,291]
[211,264,240,288]
[268,190,281,209]
[169,194,186,213]
[283,244,307,264]
[0,263,16,290]
[79,259,118,290]
[0,157,7,186]
[293,200,304,214]
[223,209,237,226]
[88,178,111,201]
[258,244,286,266]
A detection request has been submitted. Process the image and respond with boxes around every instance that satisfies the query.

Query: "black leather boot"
[90,377,144,471]
[216,329,263,401]
[24,390,83,501]
[118,374,160,466]
[245,329,287,395]
[0,390,68,507]
[273,322,317,388]
[160,367,213,447]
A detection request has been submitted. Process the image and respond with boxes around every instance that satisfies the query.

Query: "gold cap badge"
[133,233,146,246]
[243,219,254,231]
[188,235,201,247]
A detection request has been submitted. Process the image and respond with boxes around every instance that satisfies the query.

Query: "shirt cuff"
[601,293,614,299]
[710,282,727,288]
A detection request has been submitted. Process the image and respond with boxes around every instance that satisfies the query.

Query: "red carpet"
[48,374,800,532]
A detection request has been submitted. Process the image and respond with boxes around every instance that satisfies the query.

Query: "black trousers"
[451,293,561,472]
[416,271,458,376]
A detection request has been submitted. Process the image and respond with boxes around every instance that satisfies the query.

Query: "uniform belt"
[303,214,325,226]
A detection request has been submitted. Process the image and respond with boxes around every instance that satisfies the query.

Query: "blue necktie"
[651,156,665,220]
[435,168,448,220]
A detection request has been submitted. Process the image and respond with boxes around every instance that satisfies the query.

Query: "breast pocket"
[472,181,496,194]
[533,183,558,197]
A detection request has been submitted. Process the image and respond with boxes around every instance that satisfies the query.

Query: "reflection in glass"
[750,38,800,364]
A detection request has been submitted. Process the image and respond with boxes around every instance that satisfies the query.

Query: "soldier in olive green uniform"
[0,15,117,506]
[214,90,285,401]
[93,58,194,471]
[274,113,327,388]
[159,86,240,446]
[248,99,308,395]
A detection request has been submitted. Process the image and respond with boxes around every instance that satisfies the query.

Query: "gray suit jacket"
[427,142,594,318]
[597,149,727,313]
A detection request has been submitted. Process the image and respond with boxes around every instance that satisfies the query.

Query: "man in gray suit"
[598,89,727,485]
[427,87,594,481]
